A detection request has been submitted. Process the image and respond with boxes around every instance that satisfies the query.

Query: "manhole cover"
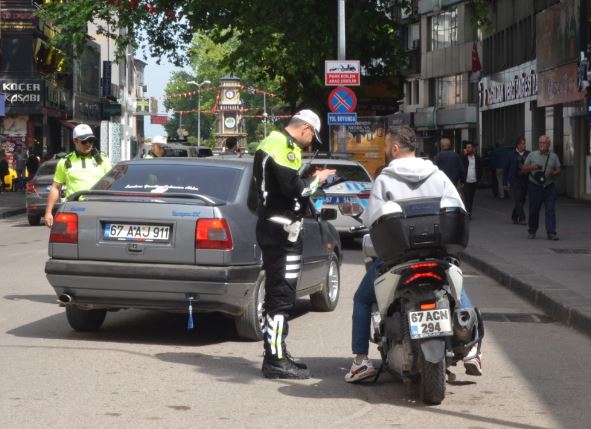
[550,248,591,255]
[481,312,553,323]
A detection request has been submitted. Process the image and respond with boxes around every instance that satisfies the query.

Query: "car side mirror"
[320,208,338,221]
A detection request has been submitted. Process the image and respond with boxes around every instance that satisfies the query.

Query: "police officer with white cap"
[144,136,168,159]
[44,124,111,227]
[252,109,336,379]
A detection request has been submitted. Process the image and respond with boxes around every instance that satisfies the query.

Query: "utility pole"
[263,91,268,137]
[337,0,346,153]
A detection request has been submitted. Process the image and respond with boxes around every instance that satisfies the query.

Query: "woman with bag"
[522,135,561,240]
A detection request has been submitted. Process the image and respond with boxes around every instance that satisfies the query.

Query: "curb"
[0,208,26,219]
[461,247,591,339]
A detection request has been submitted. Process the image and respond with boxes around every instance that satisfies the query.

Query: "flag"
[470,43,482,83]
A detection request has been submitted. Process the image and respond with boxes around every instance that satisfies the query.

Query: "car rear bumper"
[45,259,262,316]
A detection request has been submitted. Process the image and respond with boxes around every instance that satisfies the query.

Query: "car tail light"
[49,213,78,244]
[357,192,370,200]
[25,182,37,194]
[195,219,233,250]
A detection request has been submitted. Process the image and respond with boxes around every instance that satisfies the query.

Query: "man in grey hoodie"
[345,127,482,383]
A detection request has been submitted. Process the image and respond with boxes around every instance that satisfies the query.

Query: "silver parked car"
[308,159,373,237]
[25,160,65,226]
[45,158,342,340]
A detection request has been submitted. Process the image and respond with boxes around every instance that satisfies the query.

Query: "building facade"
[409,0,480,157]
[479,0,590,199]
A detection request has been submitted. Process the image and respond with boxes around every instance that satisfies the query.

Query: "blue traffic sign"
[328,86,357,113]
[327,112,357,126]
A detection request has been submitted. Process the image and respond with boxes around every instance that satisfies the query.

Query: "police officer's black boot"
[261,314,310,379]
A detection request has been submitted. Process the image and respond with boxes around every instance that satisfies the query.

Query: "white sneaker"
[345,359,377,383]
[463,345,483,376]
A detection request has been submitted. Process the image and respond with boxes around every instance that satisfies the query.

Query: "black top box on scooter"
[369,197,469,265]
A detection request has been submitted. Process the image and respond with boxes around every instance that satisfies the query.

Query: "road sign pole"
[337,0,346,153]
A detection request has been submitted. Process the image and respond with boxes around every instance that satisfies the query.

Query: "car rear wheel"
[65,306,107,332]
[28,214,41,226]
[310,253,340,312]
[234,272,265,341]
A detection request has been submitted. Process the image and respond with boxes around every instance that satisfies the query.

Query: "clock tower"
[216,75,246,149]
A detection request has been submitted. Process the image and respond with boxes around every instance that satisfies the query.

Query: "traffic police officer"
[44,124,112,227]
[144,135,167,158]
[253,109,335,379]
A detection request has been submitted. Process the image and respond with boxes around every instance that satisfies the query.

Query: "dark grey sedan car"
[45,158,341,340]
[25,160,64,226]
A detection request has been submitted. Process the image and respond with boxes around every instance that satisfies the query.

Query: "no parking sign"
[328,86,357,113]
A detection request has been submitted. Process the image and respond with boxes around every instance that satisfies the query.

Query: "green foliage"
[37,0,408,114]
[469,0,494,36]
[247,141,260,155]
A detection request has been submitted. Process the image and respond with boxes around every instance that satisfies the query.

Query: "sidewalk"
[0,191,26,218]
[461,188,591,337]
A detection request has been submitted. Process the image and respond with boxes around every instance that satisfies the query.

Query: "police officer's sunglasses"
[79,138,96,145]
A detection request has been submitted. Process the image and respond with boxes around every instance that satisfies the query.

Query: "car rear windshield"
[95,163,243,202]
[36,162,56,176]
[316,164,371,182]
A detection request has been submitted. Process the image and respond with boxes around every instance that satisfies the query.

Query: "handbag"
[531,154,550,186]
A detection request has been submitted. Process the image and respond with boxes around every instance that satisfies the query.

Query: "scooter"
[354,197,483,405]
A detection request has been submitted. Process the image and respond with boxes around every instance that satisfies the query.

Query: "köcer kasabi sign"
[0,79,44,114]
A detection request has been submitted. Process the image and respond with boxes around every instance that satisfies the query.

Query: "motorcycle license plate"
[408,309,453,339]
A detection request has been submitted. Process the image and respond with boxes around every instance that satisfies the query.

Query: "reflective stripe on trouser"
[264,314,286,359]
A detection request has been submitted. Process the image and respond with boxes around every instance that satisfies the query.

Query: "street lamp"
[187,80,211,146]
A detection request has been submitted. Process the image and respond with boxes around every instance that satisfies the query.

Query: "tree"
[37,0,409,117]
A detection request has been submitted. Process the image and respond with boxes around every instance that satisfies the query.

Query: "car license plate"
[103,224,171,242]
[408,309,453,339]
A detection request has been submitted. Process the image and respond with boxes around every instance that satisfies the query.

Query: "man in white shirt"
[460,142,480,217]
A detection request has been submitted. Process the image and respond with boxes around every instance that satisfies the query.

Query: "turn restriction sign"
[328,86,357,113]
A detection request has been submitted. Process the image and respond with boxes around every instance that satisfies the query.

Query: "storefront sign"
[101,102,122,119]
[536,0,580,72]
[479,61,538,110]
[0,79,44,114]
[74,94,101,123]
[537,62,585,107]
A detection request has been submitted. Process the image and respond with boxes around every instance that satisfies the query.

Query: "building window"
[435,74,463,106]
[430,8,458,51]
[412,80,420,105]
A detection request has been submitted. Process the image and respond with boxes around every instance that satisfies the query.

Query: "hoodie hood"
[381,157,438,183]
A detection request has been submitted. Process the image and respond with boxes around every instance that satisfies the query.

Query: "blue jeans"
[352,259,473,355]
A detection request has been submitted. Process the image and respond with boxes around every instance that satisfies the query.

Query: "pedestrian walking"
[252,109,335,379]
[144,136,167,159]
[522,135,561,240]
[433,138,466,188]
[506,137,530,224]
[13,145,27,192]
[0,150,9,193]
[44,124,112,227]
[460,141,481,217]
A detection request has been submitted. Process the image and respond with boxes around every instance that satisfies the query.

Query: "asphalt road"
[1,214,590,429]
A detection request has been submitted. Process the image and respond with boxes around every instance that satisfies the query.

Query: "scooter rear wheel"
[420,357,446,405]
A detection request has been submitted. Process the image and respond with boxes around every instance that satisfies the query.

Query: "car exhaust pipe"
[58,294,73,304]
